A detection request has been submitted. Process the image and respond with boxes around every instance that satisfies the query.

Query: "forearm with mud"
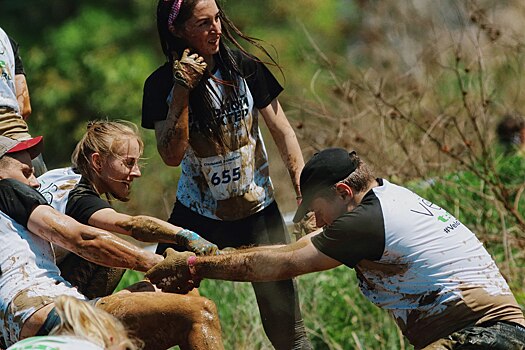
[115,215,190,244]
[193,240,309,282]
[40,215,162,272]
[157,85,190,165]
[269,121,304,196]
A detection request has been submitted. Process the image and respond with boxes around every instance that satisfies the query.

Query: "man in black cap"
[146,147,525,349]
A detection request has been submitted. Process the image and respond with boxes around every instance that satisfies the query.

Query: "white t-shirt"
[312,179,524,348]
[0,179,86,347]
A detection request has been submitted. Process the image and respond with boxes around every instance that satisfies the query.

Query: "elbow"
[159,151,183,167]
[157,145,185,167]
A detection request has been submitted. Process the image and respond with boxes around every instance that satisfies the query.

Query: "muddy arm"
[194,233,340,282]
[259,98,305,199]
[154,84,191,166]
[88,208,218,255]
[148,232,340,290]
[27,205,163,272]
[15,74,31,119]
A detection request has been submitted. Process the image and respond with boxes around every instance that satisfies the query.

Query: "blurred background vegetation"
[2,0,524,349]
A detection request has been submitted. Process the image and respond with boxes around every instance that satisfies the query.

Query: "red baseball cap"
[0,135,44,160]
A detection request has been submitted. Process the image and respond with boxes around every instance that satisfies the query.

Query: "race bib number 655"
[199,144,254,200]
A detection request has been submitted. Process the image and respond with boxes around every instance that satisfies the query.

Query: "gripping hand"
[145,248,198,294]
[178,229,219,256]
[172,48,207,90]
[292,211,317,240]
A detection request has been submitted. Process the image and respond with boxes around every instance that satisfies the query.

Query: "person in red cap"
[0,135,224,349]
[146,147,525,350]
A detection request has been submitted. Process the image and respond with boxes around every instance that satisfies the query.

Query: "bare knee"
[195,297,218,321]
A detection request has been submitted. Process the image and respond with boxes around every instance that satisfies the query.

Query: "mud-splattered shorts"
[422,321,525,349]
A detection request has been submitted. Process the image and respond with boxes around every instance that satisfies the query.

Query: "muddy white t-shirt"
[312,179,524,348]
[142,50,283,220]
[38,167,111,263]
[0,179,85,347]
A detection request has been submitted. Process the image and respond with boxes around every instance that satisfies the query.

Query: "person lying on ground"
[37,120,218,297]
[146,147,525,350]
[0,135,224,350]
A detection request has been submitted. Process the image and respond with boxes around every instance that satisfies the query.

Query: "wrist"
[187,255,199,281]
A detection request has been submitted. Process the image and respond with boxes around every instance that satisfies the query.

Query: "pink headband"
[168,0,183,27]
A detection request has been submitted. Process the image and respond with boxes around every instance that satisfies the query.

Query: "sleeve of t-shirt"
[0,179,48,227]
[236,51,284,109]
[141,63,173,130]
[65,180,112,225]
[311,191,386,268]
[8,36,25,76]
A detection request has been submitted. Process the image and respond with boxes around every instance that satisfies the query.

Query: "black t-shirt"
[65,177,112,225]
[0,179,48,227]
[311,180,386,268]
[141,50,283,129]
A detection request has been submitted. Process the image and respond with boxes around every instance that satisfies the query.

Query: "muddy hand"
[178,229,219,256]
[292,211,317,240]
[145,248,197,294]
[172,48,207,90]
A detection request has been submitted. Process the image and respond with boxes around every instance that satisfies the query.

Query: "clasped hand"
[145,248,197,294]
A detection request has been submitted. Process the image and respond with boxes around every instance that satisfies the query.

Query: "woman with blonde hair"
[8,295,142,350]
[38,120,219,297]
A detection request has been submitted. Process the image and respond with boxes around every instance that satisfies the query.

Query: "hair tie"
[168,0,183,28]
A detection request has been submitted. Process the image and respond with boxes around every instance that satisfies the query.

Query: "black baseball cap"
[293,148,358,223]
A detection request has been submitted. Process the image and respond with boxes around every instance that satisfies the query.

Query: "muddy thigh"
[96,291,223,350]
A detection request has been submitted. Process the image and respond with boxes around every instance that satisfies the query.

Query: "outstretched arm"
[260,99,304,200]
[146,232,341,292]
[28,205,163,272]
[88,208,218,255]
[193,232,339,281]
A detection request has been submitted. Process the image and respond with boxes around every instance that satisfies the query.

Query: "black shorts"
[157,200,290,254]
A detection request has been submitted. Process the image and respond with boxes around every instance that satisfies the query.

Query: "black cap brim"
[293,202,308,223]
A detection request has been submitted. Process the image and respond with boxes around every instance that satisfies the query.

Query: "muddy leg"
[97,291,223,350]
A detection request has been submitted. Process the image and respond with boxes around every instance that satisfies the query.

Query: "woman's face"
[176,0,222,64]
[98,137,142,202]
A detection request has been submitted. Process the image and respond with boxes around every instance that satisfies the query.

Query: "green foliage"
[407,152,525,289]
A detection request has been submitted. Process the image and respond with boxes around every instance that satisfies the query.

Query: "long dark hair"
[156,0,279,149]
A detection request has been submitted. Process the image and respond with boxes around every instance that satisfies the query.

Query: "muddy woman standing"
[142,0,310,348]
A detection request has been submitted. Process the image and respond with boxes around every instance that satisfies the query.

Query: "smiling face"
[94,137,142,202]
[175,0,221,65]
